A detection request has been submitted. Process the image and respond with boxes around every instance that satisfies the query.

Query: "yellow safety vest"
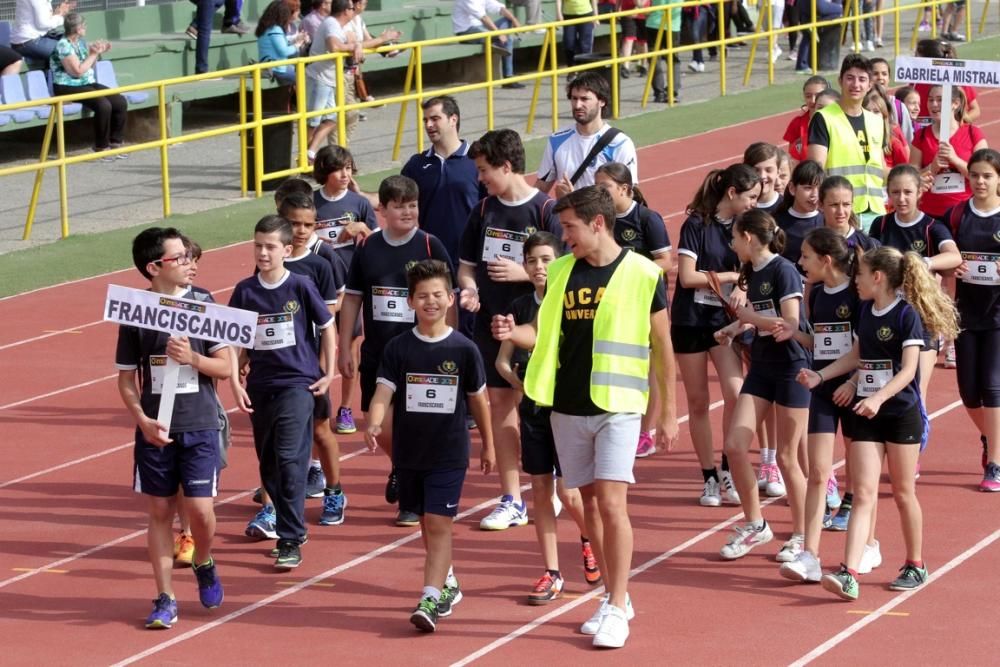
[818,103,887,215]
[524,251,661,413]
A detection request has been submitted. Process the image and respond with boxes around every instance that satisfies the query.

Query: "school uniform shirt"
[869,211,953,257]
[115,287,227,433]
[345,228,454,360]
[807,279,861,391]
[672,213,740,329]
[509,291,542,378]
[313,188,379,270]
[536,123,638,190]
[911,123,985,218]
[376,327,487,470]
[308,235,349,294]
[614,201,672,261]
[282,252,340,307]
[746,254,808,363]
[400,141,485,264]
[774,207,823,267]
[844,227,880,253]
[459,190,561,318]
[855,297,924,415]
[228,270,334,392]
[951,200,1000,331]
[756,193,782,217]
[553,250,668,416]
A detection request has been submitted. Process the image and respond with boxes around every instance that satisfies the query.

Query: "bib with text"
[405,373,459,414]
[255,313,296,350]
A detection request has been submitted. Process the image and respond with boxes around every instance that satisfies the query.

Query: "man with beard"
[536,72,639,201]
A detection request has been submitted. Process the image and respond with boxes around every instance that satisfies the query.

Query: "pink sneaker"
[980,463,1000,492]
[636,431,656,458]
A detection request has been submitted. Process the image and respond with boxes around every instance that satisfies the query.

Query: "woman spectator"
[50,13,128,160]
[1,46,24,76]
[256,0,306,85]
[301,0,331,45]
[10,0,73,62]
[345,0,401,118]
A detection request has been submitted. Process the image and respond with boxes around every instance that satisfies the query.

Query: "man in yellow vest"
[807,54,887,231]
[492,186,678,648]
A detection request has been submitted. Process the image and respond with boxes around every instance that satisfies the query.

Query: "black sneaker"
[889,563,929,591]
[269,534,309,557]
[274,540,302,570]
[385,470,399,504]
[436,582,463,617]
[395,510,420,527]
[410,597,438,632]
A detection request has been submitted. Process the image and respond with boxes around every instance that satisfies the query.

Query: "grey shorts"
[549,411,642,489]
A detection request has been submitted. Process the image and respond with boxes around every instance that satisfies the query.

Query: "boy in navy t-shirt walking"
[365,259,495,633]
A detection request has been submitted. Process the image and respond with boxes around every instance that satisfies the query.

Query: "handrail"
[0,0,990,240]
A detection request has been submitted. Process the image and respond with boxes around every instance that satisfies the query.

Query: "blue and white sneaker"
[306,465,327,499]
[246,505,278,540]
[479,495,528,530]
[828,505,851,531]
[319,492,347,525]
[145,593,178,629]
[192,558,224,608]
[826,475,842,510]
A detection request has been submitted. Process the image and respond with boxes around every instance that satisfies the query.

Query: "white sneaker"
[756,464,768,490]
[765,464,786,497]
[775,534,805,563]
[580,594,635,635]
[779,550,822,582]
[700,478,722,507]
[479,496,528,530]
[771,45,783,63]
[592,604,630,648]
[720,521,774,560]
[720,470,741,504]
[858,539,883,574]
[864,40,875,52]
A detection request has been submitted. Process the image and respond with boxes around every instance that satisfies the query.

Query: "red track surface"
[2,95,999,665]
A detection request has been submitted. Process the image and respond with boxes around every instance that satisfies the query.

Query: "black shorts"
[520,399,562,477]
[671,324,719,355]
[850,401,923,445]
[740,359,812,408]
[622,17,647,40]
[807,385,855,437]
[474,316,508,388]
[313,388,331,420]
[397,467,467,517]
[359,352,379,413]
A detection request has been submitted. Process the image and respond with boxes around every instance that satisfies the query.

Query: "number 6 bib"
[405,373,459,414]
[255,313,296,350]
[372,286,415,323]
[961,252,1000,285]
[857,359,893,397]
[813,322,852,360]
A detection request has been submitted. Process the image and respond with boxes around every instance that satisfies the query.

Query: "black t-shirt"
[951,201,1000,331]
[774,208,823,268]
[553,250,668,416]
[807,280,861,399]
[672,213,740,329]
[614,202,672,261]
[345,228,454,359]
[869,212,953,257]
[115,287,226,433]
[509,291,542,378]
[809,110,870,162]
[855,298,924,417]
[459,190,560,319]
[746,255,808,364]
[377,328,487,470]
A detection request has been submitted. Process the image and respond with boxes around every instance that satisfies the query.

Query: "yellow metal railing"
[0,0,990,239]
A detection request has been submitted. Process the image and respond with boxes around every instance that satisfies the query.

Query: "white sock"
[310,459,321,469]
[762,449,776,465]
[445,566,457,588]
[422,585,441,602]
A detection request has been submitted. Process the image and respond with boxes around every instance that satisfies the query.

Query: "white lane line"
[0,448,369,590]
[109,482,534,667]
[0,374,116,411]
[448,398,965,665]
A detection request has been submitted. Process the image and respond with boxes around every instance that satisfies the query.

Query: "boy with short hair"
[229,215,337,570]
[337,175,455,526]
[116,227,230,629]
[458,128,561,531]
[313,145,378,435]
[365,259,495,632]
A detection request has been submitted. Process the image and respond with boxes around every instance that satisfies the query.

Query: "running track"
[1,92,999,665]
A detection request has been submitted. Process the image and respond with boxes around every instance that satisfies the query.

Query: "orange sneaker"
[582,540,602,585]
[174,533,195,566]
[527,571,564,605]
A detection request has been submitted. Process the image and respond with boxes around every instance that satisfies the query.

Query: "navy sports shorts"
[134,428,219,498]
[520,398,562,477]
[740,359,812,408]
[396,467,467,518]
[670,324,720,355]
[850,401,923,445]
[807,385,856,437]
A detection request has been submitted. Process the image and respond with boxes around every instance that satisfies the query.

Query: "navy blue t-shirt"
[400,141,486,264]
[282,252,339,306]
[115,287,226,433]
[843,227,881,253]
[807,279,861,398]
[308,236,348,293]
[313,188,379,271]
[756,193,783,216]
[774,208,823,268]
[345,228,454,359]
[869,211,953,257]
[228,271,334,392]
[951,201,1000,331]
[746,254,808,363]
[459,190,560,320]
[377,327,487,470]
[614,201,672,261]
[855,298,924,416]
[672,213,740,329]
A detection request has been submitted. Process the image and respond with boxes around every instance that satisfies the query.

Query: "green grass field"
[1,35,998,298]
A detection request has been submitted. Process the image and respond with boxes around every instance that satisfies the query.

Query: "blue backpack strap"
[897,302,931,450]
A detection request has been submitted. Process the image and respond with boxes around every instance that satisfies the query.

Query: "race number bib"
[752,300,778,337]
[255,313,296,350]
[371,286,414,323]
[149,356,198,395]
[813,322,852,360]
[482,227,527,264]
[857,359,893,397]
[931,172,965,194]
[405,373,459,414]
[693,276,734,308]
[961,252,1000,285]
[316,216,354,249]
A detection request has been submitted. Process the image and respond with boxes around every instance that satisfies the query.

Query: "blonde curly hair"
[862,246,960,340]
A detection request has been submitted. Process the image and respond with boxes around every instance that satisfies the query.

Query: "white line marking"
[0,374,116,411]
[0,441,135,491]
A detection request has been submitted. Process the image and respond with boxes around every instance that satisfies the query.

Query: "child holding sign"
[116,227,231,629]
[366,259,495,633]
